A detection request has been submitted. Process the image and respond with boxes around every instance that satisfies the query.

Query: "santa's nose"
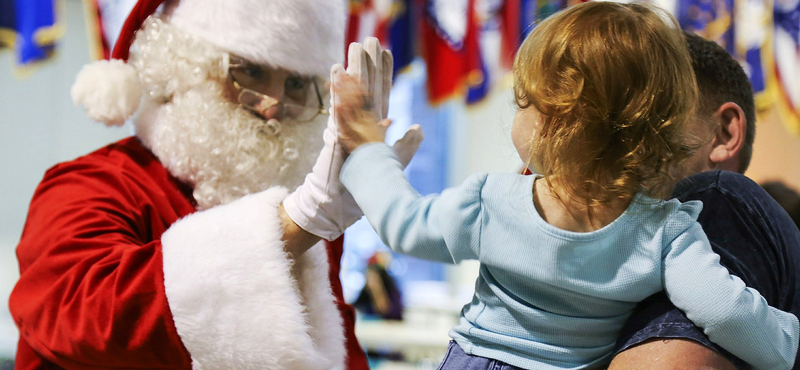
[238,90,283,120]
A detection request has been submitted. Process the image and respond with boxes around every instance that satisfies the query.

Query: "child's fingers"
[336,100,371,135]
[337,81,365,113]
[335,97,358,125]
[334,75,372,115]
[330,64,344,116]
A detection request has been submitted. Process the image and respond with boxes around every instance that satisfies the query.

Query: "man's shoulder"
[37,136,190,204]
[672,170,789,228]
[47,136,155,173]
[674,170,761,202]
[42,136,173,187]
[674,170,795,232]
[614,169,800,369]
[30,136,196,220]
[673,169,800,303]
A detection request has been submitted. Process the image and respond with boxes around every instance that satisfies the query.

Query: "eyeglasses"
[223,53,328,122]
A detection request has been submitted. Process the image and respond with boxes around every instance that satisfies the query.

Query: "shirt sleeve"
[663,215,800,370]
[614,170,800,368]
[10,156,348,370]
[9,163,193,370]
[341,143,485,264]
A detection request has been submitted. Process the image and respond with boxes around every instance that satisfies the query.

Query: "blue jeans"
[437,342,525,370]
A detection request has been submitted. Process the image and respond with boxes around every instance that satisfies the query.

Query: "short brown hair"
[513,1,698,206]
[684,31,756,173]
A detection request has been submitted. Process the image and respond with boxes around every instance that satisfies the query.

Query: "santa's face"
[222,53,329,124]
[130,17,326,209]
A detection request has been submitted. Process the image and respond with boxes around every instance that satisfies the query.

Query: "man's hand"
[282,37,423,247]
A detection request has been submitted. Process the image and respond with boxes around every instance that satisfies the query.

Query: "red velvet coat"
[9,137,368,370]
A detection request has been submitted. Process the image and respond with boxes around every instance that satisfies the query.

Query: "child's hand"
[334,73,390,153]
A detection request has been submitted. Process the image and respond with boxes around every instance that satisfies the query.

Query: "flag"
[349,0,416,78]
[537,0,570,21]
[0,1,15,50]
[82,0,110,60]
[499,0,521,70]
[499,0,565,71]
[375,0,416,77]
[82,0,138,61]
[735,0,774,110]
[467,0,505,104]
[677,0,736,52]
[466,52,489,104]
[771,0,800,134]
[0,0,64,68]
[346,0,378,51]
[422,0,483,104]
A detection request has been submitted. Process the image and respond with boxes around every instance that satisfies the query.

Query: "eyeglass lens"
[228,59,327,122]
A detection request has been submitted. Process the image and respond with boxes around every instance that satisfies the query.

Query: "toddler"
[334,2,798,369]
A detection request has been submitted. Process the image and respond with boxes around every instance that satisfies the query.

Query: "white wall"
[446,84,523,300]
[0,0,129,357]
[452,86,521,182]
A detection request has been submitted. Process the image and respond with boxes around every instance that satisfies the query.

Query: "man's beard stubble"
[134,81,325,210]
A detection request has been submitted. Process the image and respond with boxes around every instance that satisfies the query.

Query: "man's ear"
[708,102,746,170]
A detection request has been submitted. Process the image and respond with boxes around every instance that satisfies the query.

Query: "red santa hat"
[71,0,346,126]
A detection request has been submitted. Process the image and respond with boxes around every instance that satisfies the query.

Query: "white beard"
[134,81,325,210]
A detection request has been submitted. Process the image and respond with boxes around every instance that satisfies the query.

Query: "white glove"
[284,38,424,241]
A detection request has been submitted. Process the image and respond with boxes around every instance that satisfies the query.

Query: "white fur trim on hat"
[165,0,346,77]
[161,187,346,370]
[71,59,142,126]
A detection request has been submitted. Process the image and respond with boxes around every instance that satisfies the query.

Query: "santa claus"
[8,0,422,369]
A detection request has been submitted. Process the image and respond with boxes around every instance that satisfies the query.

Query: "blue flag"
[0,0,16,50]
[773,0,800,133]
[774,0,800,45]
[735,0,773,107]
[0,0,62,66]
[387,0,415,78]
[520,0,537,37]
[677,0,736,52]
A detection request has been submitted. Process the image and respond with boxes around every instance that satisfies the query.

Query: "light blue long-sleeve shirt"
[340,143,799,370]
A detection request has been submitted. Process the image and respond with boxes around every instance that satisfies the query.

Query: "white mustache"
[136,83,324,210]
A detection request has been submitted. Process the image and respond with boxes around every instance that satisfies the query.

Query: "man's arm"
[660,218,798,369]
[10,155,348,370]
[10,161,195,369]
[610,171,800,370]
[609,339,737,370]
[279,202,322,258]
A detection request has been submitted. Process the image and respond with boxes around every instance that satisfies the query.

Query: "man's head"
[682,31,756,175]
[130,17,329,209]
[72,0,345,209]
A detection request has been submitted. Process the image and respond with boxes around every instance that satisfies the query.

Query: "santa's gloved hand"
[284,38,424,241]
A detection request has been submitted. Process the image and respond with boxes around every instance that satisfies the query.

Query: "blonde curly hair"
[513,1,698,206]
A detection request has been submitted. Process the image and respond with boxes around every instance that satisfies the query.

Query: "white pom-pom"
[71,59,142,127]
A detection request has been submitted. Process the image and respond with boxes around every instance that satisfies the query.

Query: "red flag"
[422,0,483,104]
[85,0,112,60]
[346,0,377,50]
[499,0,521,70]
